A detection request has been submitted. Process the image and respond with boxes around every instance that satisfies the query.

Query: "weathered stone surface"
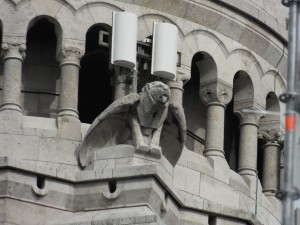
[0,0,287,224]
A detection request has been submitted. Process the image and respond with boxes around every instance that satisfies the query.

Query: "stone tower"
[0,0,287,224]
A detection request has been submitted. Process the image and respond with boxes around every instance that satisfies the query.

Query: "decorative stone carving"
[199,80,233,105]
[1,42,26,61]
[234,110,264,127]
[258,129,284,143]
[57,46,84,66]
[78,81,187,167]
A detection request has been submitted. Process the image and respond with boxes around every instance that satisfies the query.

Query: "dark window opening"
[183,53,206,154]
[23,18,59,118]
[208,215,216,225]
[257,138,265,181]
[108,180,117,193]
[37,175,45,189]
[224,100,240,171]
[78,25,113,123]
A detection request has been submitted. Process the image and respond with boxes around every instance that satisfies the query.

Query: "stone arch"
[181,30,227,80]
[183,52,207,154]
[262,70,286,125]
[226,49,264,106]
[27,15,63,50]
[23,16,61,117]
[64,3,121,41]
[233,71,255,110]
[137,14,184,42]
[78,23,113,123]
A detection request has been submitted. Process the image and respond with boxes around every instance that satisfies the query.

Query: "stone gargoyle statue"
[78,81,186,167]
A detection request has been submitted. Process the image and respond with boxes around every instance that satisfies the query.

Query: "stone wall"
[0,0,287,224]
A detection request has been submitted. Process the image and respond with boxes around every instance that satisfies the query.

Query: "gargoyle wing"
[160,103,187,166]
[78,93,140,167]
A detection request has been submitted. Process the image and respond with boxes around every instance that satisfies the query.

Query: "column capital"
[1,42,26,61]
[234,110,264,127]
[57,45,84,67]
[199,79,233,106]
[258,129,284,143]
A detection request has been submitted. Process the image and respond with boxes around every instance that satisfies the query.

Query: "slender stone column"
[262,141,281,196]
[200,80,232,158]
[280,148,285,189]
[56,46,84,140]
[114,66,131,100]
[167,67,190,108]
[57,46,83,118]
[1,42,26,112]
[235,111,263,177]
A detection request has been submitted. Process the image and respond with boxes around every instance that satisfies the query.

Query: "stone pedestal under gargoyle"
[78,81,186,169]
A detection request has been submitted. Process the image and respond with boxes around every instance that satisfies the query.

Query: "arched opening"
[183,52,216,154]
[224,100,239,171]
[225,71,255,171]
[78,24,113,124]
[23,17,61,117]
[258,92,281,181]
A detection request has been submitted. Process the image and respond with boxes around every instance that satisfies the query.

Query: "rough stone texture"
[0,0,287,224]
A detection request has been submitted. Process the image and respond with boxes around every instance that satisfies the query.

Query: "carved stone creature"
[78,81,186,167]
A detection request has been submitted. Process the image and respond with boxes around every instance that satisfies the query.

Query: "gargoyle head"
[141,81,170,106]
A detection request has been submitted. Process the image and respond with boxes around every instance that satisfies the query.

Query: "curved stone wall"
[0,1,286,225]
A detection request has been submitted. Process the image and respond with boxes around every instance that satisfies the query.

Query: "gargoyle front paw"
[136,143,149,153]
[149,145,162,158]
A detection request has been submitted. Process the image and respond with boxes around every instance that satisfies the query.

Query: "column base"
[0,103,22,113]
[203,148,225,158]
[207,155,230,183]
[0,109,23,134]
[237,167,257,177]
[57,108,79,118]
[263,188,277,196]
[57,109,81,141]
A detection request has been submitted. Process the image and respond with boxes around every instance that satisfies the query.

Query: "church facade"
[0,0,288,224]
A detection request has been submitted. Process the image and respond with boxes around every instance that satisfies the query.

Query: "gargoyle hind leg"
[130,114,149,153]
[149,126,162,158]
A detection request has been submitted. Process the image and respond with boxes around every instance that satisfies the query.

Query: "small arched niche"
[257,92,280,181]
[233,71,254,109]
[224,71,255,171]
[183,52,216,154]
[23,17,61,118]
[78,24,113,124]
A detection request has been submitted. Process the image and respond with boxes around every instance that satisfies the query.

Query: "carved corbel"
[199,79,233,106]
[56,45,84,67]
[234,110,265,127]
[1,42,26,61]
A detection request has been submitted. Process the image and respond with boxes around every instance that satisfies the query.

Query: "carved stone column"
[257,130,283,196]
[114,66,132,100]
[262,141,281,196]
[1,42,26,112]
[56,46,84,140]
[167,67,191,109]
[235,111,264,177]
[280,148,284,189]
[200,80,232,158]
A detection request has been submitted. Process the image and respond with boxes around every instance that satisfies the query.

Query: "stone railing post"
[167,67,191,109]
[259,130,283,196]
[234,111,264,177]
[1,42,26,113]
[0,40,26,133]
[200,80,232,158]
[56,46,84,141]
[114,66,132,100]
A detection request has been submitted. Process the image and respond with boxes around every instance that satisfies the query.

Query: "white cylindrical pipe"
[151,22,178,80]
[111,11,137,69]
